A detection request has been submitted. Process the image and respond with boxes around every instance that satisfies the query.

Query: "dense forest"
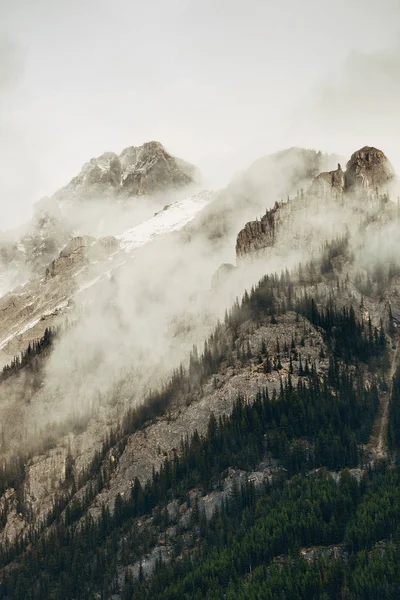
[0,236,399,599]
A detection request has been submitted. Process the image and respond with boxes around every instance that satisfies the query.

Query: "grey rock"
[345,146,395,193]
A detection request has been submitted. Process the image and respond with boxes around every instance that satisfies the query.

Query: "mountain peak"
[345,146,395,192]
[236,145,397,260]
[53,141,198,204]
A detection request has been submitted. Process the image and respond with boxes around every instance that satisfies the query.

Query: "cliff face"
[309,147,394,200]
[236,146,396,260]
[309,164,345,197]
[53,141,197,204]
[236,202,280,258]
[345,146,395,193]
[185,147,341,251]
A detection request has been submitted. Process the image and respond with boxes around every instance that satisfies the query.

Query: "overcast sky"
[1,0,400,228]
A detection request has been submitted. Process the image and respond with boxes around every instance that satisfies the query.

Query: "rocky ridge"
[0,141,399,573]
[236,146,396,259]
[0,141,197,295]
[52,141,197,205]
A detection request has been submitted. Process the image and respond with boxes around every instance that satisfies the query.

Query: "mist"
[1,0,400,229]
[14,146,398,447]
[0,0,399,490]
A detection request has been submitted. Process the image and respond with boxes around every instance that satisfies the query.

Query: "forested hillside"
[0,231,399,599]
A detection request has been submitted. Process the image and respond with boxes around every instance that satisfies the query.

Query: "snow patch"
[117,191,214,252]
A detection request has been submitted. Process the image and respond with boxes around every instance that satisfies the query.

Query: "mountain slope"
[52,141,198,206]
[0,141,199,297]
[0,144,399,599]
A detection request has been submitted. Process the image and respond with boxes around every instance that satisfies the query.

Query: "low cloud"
[292,43,400,171]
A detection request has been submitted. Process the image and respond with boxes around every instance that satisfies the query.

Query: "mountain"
[0,141,199,296]
[236,146,396,260]
[185,147,343,252]
[51,140,198,205]
[0,143,399,599]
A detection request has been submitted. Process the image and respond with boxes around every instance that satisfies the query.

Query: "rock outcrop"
[310,164,345,197]
[236,203,281,258]
[344,146,395,193]
[310,147,394,199]
[53,141,197,204]
[236,146,396,260]
[45,235,119,278]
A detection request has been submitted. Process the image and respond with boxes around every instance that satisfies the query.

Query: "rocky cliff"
[236,146,396,260]
[309,163,345,197]
[0,141,198,295]
[345,146,395,193]
[52,141,197,204]
[185,147,342,251]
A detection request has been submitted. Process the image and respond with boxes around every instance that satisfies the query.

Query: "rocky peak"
[236,146,397,261]
[344,146,395,193]
[309,163,345,197]
[309,146,394,198]
[53,141,197,204]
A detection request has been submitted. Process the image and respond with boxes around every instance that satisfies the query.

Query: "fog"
[20,148,399,442]
[293,43,400,174]
[0,0,399,458]
[1,0,400,228]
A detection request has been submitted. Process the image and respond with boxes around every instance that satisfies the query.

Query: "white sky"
[1,0,400,228]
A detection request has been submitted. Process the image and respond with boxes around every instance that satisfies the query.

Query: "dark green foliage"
[0,235,396,599]
[0,327,54,382]
[123,469,400,600]
[388,365,400,451]
[320,235,350,275]
[296,297,389,370]
[0,359,380,598]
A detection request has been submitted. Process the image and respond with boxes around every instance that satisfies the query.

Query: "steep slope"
[185,147,342,253]
[0,144,399,600]
[1,233,398,598]
[236,145,397,260]
[52,141,198,205]
[0,141,199,295]
[0,190,214,369]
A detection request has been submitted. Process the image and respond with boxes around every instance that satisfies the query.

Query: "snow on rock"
[118,191,215,252]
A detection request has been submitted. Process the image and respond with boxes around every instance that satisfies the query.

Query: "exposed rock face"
[236,203,281,258]
[45,235,95,278]
[187,147,341,248]
[0,206,72,291]
[0,488,27,545]
[345,146,395,193]
[53,141,197,204]
[309,147,394,199]
[45,235,119,278]
[310,164,345,197]
[237,146,396,260]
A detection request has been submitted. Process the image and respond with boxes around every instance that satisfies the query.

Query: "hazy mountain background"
[0,1,400,599]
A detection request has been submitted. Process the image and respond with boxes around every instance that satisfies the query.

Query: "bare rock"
[236,202,281,258]
[345,146,395,193]
[310,164,345,197]
[53,141,197,204]
[237,146,396,260]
